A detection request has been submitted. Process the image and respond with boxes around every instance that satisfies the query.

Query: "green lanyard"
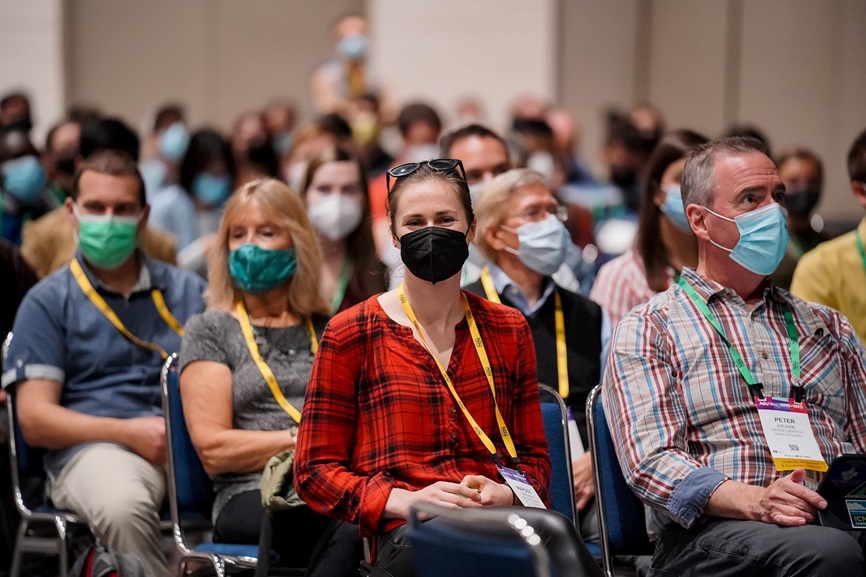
[330,256,352,313]
[677,277,802,401]
[856,228,866,275]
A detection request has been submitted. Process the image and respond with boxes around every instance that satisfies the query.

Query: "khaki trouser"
[49,443,169,577]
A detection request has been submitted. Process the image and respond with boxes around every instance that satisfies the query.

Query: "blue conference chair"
[3,333,91,577]
[161,353,259,577]
[408,502,603,577]
[538,385,577,526]
[586,385,653,577]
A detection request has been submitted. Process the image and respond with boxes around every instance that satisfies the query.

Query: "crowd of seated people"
[2,14,866,577]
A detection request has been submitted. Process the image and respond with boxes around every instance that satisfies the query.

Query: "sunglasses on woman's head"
[385,158,467,193]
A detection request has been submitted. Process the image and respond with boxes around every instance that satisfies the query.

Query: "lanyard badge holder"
[398,283,546,508]
[678,277,826,473]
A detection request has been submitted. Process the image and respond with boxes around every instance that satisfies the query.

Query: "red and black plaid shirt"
[294,291,551,536]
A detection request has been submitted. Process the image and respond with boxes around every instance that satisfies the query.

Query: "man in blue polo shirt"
[2,151,206,577]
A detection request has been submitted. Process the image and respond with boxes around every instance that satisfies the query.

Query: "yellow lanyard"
[480,267,569,399]
[70,259,183,360]
[398,282,519,466]
[235,300,317,424]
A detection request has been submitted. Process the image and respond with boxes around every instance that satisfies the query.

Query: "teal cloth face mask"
[73,204,141,269]
[229,243,297,294]
[705,202,789,276]
[661,185,692,233]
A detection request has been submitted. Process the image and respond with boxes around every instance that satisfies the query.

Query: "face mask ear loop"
[703,207,736,253]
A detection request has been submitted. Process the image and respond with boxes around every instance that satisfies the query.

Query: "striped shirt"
[603,267,866,539]
[590,249,673,326]
[294,292,551,537]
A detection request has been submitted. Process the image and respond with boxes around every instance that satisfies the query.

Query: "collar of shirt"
[74,249,156,295]
[487,262,555,315]
[679,267,788,310]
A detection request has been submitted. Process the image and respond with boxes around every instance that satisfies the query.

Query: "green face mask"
[74,204,141,269]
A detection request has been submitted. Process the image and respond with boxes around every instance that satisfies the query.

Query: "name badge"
[497,466,546,508]
[755,396,828,472]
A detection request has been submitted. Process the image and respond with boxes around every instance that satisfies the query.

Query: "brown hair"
[776,147,824,187]
[206,178,329,316]
[635,129,708,292]
[300,142,385,299]
[71,150,146,206]
[387,162,473,235]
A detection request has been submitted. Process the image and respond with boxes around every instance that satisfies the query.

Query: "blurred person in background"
[725,123,772,158]
[791,127,866,343]
[546,106,595,186]
[0,130,52,245]
[311,13,394,122]
[770,147,827,289]
[0,91,33,135]
[21,116,177,277]
[283,115,353,191]
[139,103,189,197]
[300,142,387,312]
[465,169,609,542]
[345,93,393,177]
[42,118,81,205]
[151,128,236,264]
[590,129,708,325]
[231,111,281,188]
[262,99,297,159]
[369,102,443,266]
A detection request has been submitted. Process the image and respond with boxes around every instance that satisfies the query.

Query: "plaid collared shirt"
[590,249,667,326]
[294,292,551,536]
[603,267,866,539]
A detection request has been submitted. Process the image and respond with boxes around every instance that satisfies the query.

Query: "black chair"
[161,353,258,577]
[2,333,91,577]
[586,384,654,577]
[407,502,603,577]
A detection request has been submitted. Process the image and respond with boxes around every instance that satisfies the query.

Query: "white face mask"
[307,195,364,241]
[501,215,571,276]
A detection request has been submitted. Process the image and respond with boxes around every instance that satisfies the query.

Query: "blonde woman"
[179,179,360,575]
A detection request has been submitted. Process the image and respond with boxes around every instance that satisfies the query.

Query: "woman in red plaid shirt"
[295,159,551,577]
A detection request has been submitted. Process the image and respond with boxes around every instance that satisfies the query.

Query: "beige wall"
[559,0,866,221]
[66,0,362,133]
[370,0,557,135]
[0,0,65,146]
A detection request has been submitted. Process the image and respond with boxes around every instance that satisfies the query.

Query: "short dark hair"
[153,103,185,133]
[318,113,353,140]
[397,103,442,138]
[0,91,29,111]
[725,124,772,158]
[72,150,146,206]
[79,117,140,162]
[44,118,80,154]
[511,118,554,139]
[847,128,866,183]
[179,128,235,194]
[439,123,507,158]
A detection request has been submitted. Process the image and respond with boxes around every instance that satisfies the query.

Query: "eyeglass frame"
[385,158,467,194]
[506,203,569,224]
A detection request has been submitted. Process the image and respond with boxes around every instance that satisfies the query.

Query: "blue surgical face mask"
[501,215,571,276]
[660,185,692,233]
[228,243,297,294]
[158,122,189,163]
[705,202,789,276]
[337,34,368,61]
[2,156,47,204]
[192,173,232,206]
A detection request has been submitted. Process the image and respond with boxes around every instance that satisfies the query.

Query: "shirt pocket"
[799,333,843,410]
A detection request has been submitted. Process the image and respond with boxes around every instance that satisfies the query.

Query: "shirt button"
[450,432,458,440]
[761,351,768,359]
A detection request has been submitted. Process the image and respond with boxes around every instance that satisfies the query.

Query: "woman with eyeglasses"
[294,159,552,577]
[299,142,387,313]
[178,179,361,576]
[589,129,709,325]
[464,168,609,536]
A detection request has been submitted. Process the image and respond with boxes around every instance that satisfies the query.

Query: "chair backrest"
[161,353,214,552]
[586,384,653,576]
[3,332,47,517]
[537,384,576,525]
[408,503,548,577]
[408,503,604,577]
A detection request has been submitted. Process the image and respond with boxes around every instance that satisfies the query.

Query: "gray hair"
[681,136,769,210]
[474,168,550,262]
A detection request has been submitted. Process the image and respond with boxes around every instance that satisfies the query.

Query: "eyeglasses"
[386,158,467,193]
[507,204,568,223]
